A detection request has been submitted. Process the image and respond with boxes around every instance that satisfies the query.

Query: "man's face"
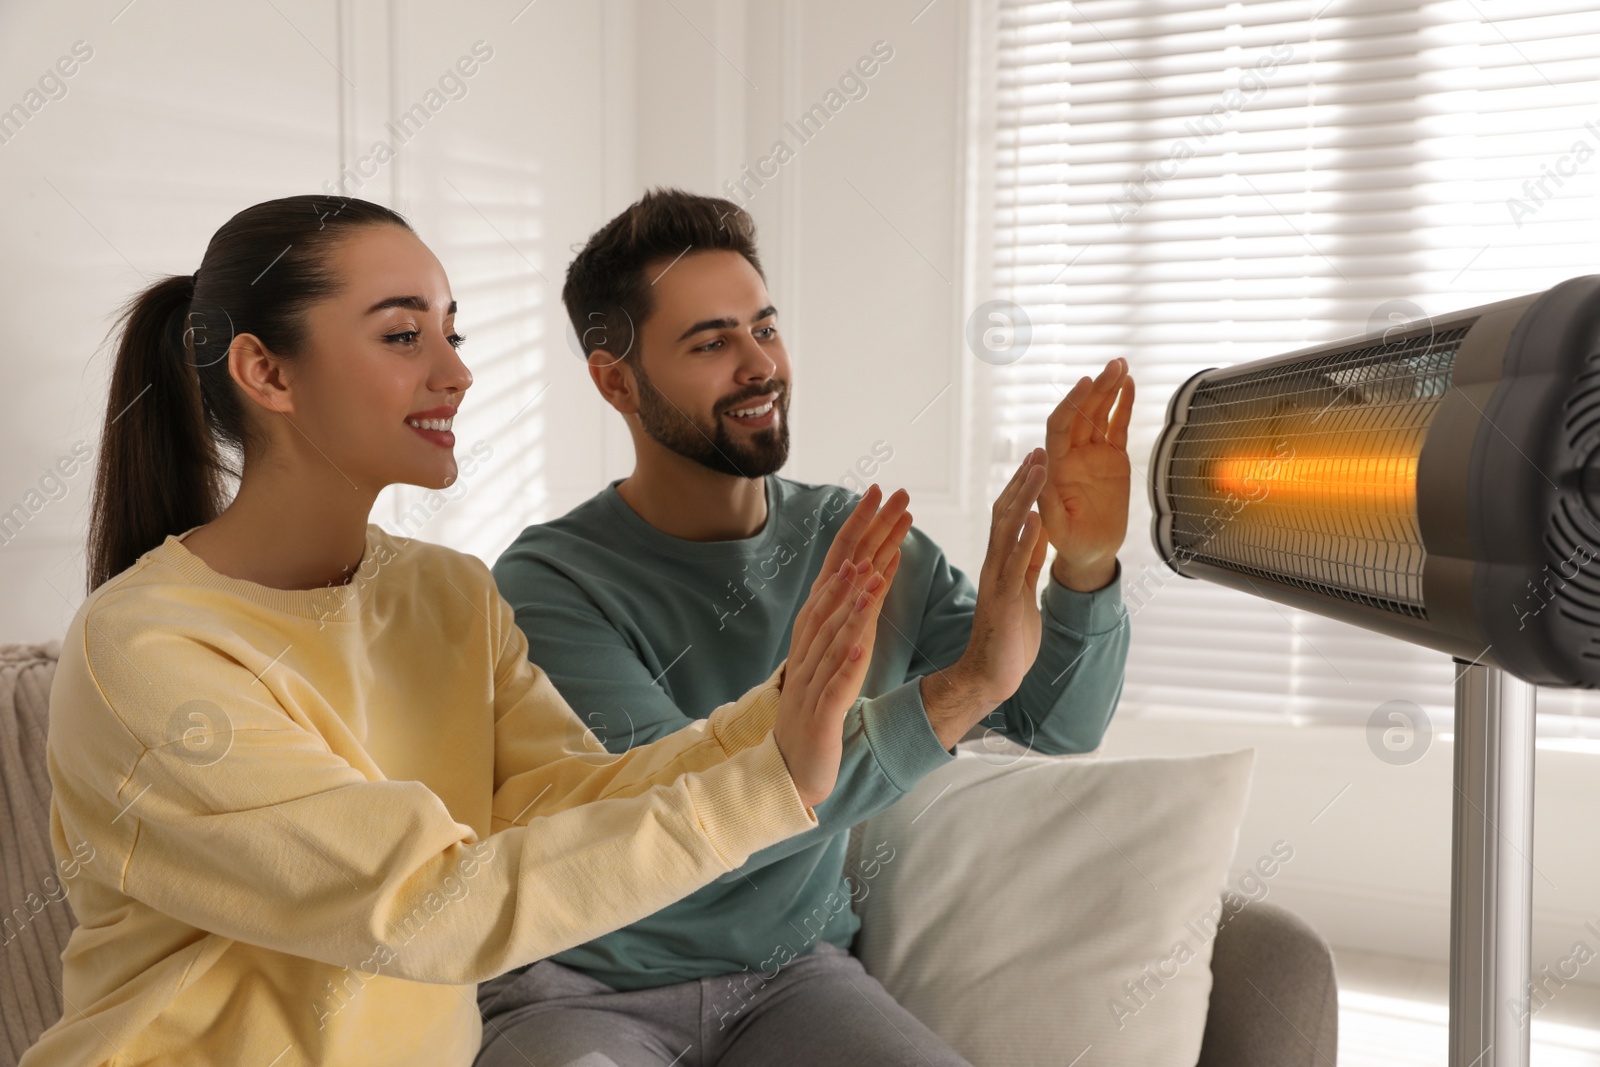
[628,249,791,478]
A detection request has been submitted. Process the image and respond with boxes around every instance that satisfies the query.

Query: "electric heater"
[1149,275,1600,1067]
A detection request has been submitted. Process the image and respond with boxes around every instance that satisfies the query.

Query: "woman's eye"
[384,330,465,348]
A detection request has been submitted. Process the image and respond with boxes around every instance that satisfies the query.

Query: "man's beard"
[633,361,790,478]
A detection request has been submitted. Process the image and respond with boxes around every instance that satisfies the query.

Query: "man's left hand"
[1040,356,1135,593]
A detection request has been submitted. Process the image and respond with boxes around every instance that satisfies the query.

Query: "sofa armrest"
[0,640,68,1064]
[1196,899,1339,1067]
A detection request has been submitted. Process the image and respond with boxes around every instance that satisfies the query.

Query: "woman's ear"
[228,332,295,415]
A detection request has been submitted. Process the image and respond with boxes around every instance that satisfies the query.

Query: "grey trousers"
[473,940,973,1067]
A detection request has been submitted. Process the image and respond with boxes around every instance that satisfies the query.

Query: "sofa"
[0,640,1338,1066]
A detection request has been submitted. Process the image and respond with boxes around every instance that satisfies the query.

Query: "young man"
[478,189,1134,1066]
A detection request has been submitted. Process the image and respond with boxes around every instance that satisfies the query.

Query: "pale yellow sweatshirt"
[22,523,816,1067]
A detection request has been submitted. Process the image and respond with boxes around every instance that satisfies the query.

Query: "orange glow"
[1210,452,1417,512]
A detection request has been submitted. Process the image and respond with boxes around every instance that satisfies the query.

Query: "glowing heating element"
[1164,327,1465,617]
[1209,452,1418,513]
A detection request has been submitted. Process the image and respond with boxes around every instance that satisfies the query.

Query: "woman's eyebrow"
[365,296,459,315]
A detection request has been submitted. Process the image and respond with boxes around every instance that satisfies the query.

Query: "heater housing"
[1149,275,1600,688]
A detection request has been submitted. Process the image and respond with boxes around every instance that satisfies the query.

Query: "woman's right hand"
[771,488,910,809]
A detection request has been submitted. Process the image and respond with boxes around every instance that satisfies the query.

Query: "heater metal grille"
[1167,326,1469,617]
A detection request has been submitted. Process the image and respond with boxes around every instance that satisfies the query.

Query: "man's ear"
[227,333,294,415]
[588,350,640,414]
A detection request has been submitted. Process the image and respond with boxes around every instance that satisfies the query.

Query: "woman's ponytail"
[84,195,413,593]
[87,272,226,593]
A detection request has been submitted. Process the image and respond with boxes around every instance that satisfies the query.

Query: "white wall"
[0,0,632,637]
[5,0,1597,994]
[1,0,343,639]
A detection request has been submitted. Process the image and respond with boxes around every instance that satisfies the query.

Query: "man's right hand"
[919,449,1051,749]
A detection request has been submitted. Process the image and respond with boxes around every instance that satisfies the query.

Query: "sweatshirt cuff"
[859,678,957,792]
[706,661,787,755]
[684,731,818,868]
[1042,557,1128,635]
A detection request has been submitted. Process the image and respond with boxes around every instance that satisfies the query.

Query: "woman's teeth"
[407,417,453,431]
[727,400,774,418]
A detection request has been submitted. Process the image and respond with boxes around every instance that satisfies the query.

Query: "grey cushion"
[1196,897,1340,1067]
[0,641,66,1067]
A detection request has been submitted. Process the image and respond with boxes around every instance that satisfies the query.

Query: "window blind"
[989,0,1600,737]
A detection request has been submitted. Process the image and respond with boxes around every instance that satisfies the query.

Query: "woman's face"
[279,224,473,494]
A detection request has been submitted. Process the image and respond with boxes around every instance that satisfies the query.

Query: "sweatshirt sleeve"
[62,607,816,988]
[489,555,954,870]
[903,526,1131,755]
[485,585,814,859]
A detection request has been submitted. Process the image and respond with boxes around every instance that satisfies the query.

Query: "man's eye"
[756,326,777,340]
[694,338,724,353]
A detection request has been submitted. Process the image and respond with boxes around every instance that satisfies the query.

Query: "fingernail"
[865,574,884,591]
[854,593,868,610]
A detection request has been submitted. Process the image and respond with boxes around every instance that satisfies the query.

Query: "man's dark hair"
[563,188,764,365]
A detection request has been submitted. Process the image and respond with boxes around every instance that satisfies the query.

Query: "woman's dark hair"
[86,194,412,593]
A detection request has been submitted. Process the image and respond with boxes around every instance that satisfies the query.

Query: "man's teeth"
[726,400,774,418]
[406,417,454,431]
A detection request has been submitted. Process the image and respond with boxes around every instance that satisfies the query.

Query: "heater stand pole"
[1450,661,1537,1067]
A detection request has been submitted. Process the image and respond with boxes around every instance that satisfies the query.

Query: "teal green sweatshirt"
[490,473,1130,991]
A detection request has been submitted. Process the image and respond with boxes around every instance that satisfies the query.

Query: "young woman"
[22,195,906,1067]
